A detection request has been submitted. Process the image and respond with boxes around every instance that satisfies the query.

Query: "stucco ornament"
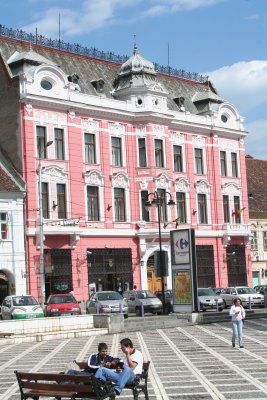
[109,122,125,136]
[68,110,76,120]
[174,177,190,192]
[84,169,104,186]
[135,125,147,136]
[154,173,171,189]
[170,131,184,144]
[222,182,241,195]
[192,135,205,147]
[219,138,238,151]
[153,124,165,138]
[82,118,99,133]
[195,179,211,194]
[112,172,130,188]
[42,165,68,182]
[25,103,33,114]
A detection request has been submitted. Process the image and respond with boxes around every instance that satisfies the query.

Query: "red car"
[44,294,81,317]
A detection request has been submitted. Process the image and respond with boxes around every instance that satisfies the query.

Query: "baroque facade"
[0,30,251,301]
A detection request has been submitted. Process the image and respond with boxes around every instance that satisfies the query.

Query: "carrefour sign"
[171,229,190,265]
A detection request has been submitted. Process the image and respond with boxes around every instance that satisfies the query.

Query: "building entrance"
[227,244,247,286]
[196,245,215,287]
[0,271,9,304]
[44,249,72,299]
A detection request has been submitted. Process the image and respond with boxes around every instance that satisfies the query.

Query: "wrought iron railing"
[0,24,208,83]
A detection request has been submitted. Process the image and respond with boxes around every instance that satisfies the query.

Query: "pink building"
[0,28,251,301]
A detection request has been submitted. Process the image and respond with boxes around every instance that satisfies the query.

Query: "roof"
[0,145,25,192]
[0,36,214,114]
[246,156,267,214]
[0,165,21,191]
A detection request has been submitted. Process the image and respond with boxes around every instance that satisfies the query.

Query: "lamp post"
[38,140,53,309]
[145,191,175,314]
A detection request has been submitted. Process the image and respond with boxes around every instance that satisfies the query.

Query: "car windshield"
[198,289,215,296]
[13,296,39,306]
[136,291,156,299]
[49,295,76,304]
[97,292,122,301]
[236,288,256,295]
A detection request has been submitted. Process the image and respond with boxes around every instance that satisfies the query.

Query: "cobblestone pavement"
[1,318,267,400]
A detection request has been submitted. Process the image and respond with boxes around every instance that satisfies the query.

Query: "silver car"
[123,290,163,316]
[198,288,223,312]
[86,291,128,318]
[220,287,264,308]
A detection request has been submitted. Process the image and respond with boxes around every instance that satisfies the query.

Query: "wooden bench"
[14,370,115,400]
[76,360,150,400]
[0,332,14,337]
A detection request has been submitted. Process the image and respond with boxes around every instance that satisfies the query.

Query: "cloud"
[22,0,224,37]
[206,60,267,114]
[244,119,267,159]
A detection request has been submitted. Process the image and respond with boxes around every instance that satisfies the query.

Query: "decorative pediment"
[82,118,99,133]
[218,138,238,151]
[174,177,190,192]
[195,179,211,194]
[135,125,147,136]
[111,172,130,188]
[192,135,205,147]
[84,169,104,186]
[153,125,165,138]
[109,122,125,136]
[139,179,149,190]
[170,131,184,144]
[221,182,241,195]
[42,165,68,182]
[154,173,172,189]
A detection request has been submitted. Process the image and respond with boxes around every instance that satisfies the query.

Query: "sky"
[1,0,267,159]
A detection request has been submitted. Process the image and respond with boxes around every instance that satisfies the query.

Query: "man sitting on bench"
[67,342,116,375]
[95,338,144,396]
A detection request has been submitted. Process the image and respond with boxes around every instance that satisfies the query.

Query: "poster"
[171,230,190,265]
[173,270,192,304]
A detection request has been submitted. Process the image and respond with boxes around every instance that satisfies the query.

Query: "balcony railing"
[223,223,251,235]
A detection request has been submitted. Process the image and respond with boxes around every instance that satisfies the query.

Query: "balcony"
[223,223,251,247]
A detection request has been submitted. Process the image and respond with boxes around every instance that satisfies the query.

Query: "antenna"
[59,12,61,47]
[167,42,170,70]
[35,27,38,45]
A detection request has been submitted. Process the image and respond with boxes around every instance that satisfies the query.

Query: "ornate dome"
[119,44,156,77]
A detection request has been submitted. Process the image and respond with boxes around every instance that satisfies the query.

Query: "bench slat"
[21,381,94,392]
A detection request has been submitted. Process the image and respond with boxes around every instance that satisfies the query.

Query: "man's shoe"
[114,389,121,396]
[240,346,244,348]
[232,343,235,347]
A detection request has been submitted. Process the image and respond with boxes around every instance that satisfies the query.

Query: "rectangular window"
[223,195,229,223]
[141,191,149,222]
[0,212,8,240]
[54,128,64,160]
[87,186,99,221]
[157,189,167,222]
[36,126,47,158]
[263,232,267,251]
[233,196,240,223]
[195,148,204,175]
[57,184,67,219]
[112,137,122,166]
[198,193,207,224]
[138,138,147,167]
[231,153,238,177]
[220,151,227,177]
[42,182,49,219]
[114,188,126,222]
[84,133,96,164]
[176,192,186,223]
[173,145,183,172]
[155,139,164,168]
[251,231,258,251]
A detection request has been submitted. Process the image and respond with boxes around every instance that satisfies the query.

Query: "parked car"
[1,295,44,320]
[254,285,267,295]
[123,290,163,316]
[154,290,173,313]
[86,291,128,318]
[198,288,224,312]
[220,287,264,308]
[211,287,224,295]
[44,293,81,317]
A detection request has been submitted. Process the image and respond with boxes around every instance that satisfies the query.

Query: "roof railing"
[0,24,208,83]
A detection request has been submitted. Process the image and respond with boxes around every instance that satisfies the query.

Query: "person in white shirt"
[95,337,144,396]
[229,298,246,348]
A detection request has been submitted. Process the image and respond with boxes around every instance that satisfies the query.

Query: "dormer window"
[68,74,80,84]
[91,79,105,93]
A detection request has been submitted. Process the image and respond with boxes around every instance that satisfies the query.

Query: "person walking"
[95,337,143,396]
[229,298,246,348]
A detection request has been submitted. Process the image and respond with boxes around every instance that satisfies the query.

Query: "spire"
[133,34,138,55]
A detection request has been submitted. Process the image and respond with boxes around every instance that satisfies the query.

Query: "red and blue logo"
[175,238,189,250]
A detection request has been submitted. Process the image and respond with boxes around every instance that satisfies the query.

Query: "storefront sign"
[45,218,80,227]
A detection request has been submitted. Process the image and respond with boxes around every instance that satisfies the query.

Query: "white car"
[1,295,44,320]
[220,287,264,308]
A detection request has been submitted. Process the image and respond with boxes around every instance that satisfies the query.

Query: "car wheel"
[86,308,89,314]
[223,300,227,309]
[124,314,128,319]
[219,307,223,312]
[157,311,163,315]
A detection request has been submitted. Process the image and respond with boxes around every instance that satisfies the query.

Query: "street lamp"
[38,140,53,308]
[145,191,175,314]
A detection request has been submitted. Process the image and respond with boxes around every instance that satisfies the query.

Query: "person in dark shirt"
[67,342,116,376]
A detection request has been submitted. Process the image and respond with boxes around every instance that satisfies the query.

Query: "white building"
[0,147,26,303]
